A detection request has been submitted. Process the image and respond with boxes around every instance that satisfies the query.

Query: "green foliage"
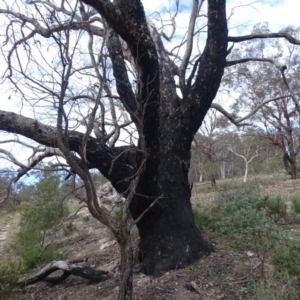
[210,185,283,278]
[0,256,23,298]
[113,203,131,222]
[197,185,212,193]
[265,195,286,223]
[202,161,216,181]
[14,201,31,212]
[271,239,300,276]
[208,185,300,278]
[0,210,7,215]
[12,174,67,270]
[192,207,214,231]
[252,271,298,300]
[113,205,124,222]
[291,194,300,214]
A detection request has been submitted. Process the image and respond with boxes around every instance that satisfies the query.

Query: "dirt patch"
[8,247,262,300]
[5,210,262,300]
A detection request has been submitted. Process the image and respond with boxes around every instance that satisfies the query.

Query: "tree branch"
[211,95,291,126]
[18,260,109,286]
[228,33,300,45]
[0,110,139,192]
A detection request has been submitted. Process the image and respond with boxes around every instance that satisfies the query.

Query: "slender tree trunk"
[220,161,226,180]
[211,175,216,187]
[118,239,133,300]
[244,162,248,183]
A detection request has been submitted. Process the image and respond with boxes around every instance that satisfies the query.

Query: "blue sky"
[143,0,299,34]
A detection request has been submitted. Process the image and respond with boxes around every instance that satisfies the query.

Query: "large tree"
[0,1,299,277]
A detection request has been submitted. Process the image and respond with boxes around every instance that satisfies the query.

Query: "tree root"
[18,260,109,286]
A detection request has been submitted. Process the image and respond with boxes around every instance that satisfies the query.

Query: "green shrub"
[0,257,23,298]
[291,194,300,214]
[14,201,31,212]
[12,175,67,271]
[13,224,60,270]
[198,185,212,193]
[113,205,123,222]
[113,203,131,222]
[252,271,298,300]
[271,239,300,276]
[211,186,283,255]
[265,195,286,223]
[192,207,214,231]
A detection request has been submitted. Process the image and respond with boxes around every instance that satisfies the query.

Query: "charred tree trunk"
[126,129,214,275]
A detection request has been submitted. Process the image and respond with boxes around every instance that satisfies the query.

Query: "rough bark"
[130,140,214,275]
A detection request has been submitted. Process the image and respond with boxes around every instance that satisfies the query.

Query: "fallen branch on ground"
[18,260,109,286]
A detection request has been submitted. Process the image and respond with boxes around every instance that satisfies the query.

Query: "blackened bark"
[0,110,141,192]
[128,134,214,275]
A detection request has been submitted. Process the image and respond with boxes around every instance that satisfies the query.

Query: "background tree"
[190,109,231,185]
[229,135,260,183]
[0,0,299,280]
[221,24,300,179]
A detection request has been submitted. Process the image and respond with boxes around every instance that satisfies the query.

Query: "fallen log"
[18,260,109,286]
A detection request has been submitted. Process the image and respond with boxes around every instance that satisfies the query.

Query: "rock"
[100,240,117,251]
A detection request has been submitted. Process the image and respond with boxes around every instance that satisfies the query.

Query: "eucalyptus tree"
[0,1,300,279]
[219,24,300,179]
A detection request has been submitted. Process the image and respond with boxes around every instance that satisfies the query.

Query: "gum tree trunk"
[129,135,214,275]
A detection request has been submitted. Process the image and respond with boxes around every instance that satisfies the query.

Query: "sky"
[142,0,299,35]
[0,0,299,177]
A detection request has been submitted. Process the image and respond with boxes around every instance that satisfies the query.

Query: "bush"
[13,223,60,270]
[265,195,286,223]
[197,185,212,193]
[211,186,283,262]
[271,239,300,276]
[12,175,67,270]
[291,194,300,214]
[252,271,298,300]
[14,201,31,212]
[192,207,214,231]
[0,256,23,298]
[113,203,131,222]
[113,205,123,222]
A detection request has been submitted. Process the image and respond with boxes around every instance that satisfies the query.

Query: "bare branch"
[228,33,300,45]
[211,95,291,126]
[226,57,287,70]
[179,0,203,93]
